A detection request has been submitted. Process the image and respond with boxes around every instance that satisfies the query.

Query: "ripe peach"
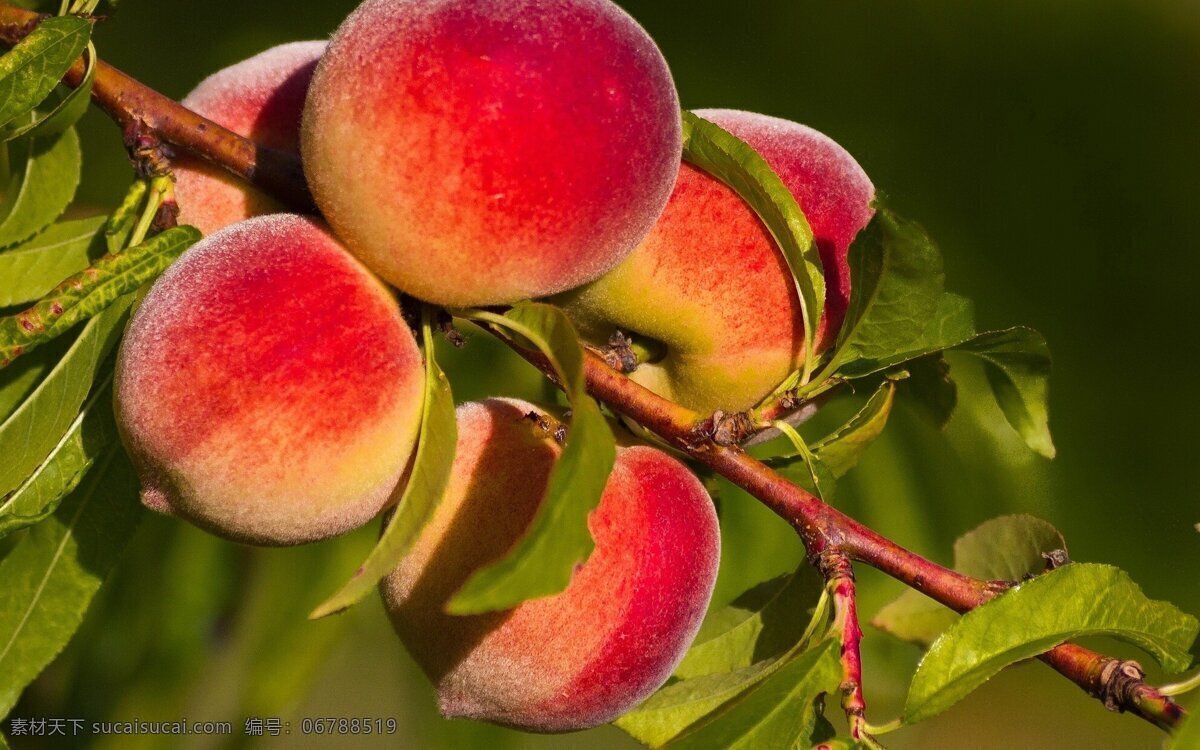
[114,215,423,546]
[557,109,876,414]
[301,0,682,306]
[381,399,720,732]
[174,42,325,235]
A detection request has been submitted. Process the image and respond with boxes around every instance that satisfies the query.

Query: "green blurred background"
[12,0,1200,748]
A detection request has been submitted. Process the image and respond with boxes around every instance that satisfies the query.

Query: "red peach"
[114,215,424,545]
[558,109,875,413]
[175,42,325,235]
[301,0,682,306]
[381,398,720,731]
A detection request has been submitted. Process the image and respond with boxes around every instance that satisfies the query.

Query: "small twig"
[819,550,882,748]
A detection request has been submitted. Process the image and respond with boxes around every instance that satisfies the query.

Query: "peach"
[381,398,719,732]
[557,109,875,414]
[301,0,682,306]
[114,215,424,546]
[174,42,325,235]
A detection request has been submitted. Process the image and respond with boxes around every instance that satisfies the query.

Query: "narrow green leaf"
[874,515,1068,647]
[904,563,1200,723]
[811,379,896,477]
[0,728,7,749]
[666,640,842,750]
[955,327,1055,458]
[0,445,142,717]
[0,294,131,500]
[310,312,457,618]
[0,375,116,538]
[770,422,836,501]
[3,41,96,143]
[824,207,947,378]
[0,225,200,367]
[0,16,91,130]
[447,303,616,614]
[0,126,81,248]
[0,215,105,307]
[104,180,148,254]
[676,566,824,679]
[681,111,824,380]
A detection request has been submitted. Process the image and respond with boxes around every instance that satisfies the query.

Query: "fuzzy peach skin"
[114,215,423,546]
[380,398,720,732]
[557,109,875,414]
[174,42,325,235]
[301,0,682,306]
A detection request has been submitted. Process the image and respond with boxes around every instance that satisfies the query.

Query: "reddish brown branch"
[0,3,1182,732]
[819,551,874,745]
[490,334,1184,731]
[0,6,314,213]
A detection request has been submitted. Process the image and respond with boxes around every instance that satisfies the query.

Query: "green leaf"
[0,334,67,423]
[874,515,1068,647]
[950,514,1068,582]
[775,448,836,502]
[618,586,832,747]
[310,311,457,618]
[0,126,81,248]
[665,640,842,750]
[836,292,976,379]
[0,16,90,130]
[4,41,96,143]
[904,563,1200,723]
[0,215,105,307]
[811,379,896,477]
[681,111,825,380]
[104,180,148,254]
[954,327,1055,459]
[0,374,116,538]
[0,444,142,717]
[770,420,836,500]
[676,566,824,679]
[619,661,780,747]
[447,303,616,614]
[0,294,132,500]
[0,225,200,367]
[824,207,948,378]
